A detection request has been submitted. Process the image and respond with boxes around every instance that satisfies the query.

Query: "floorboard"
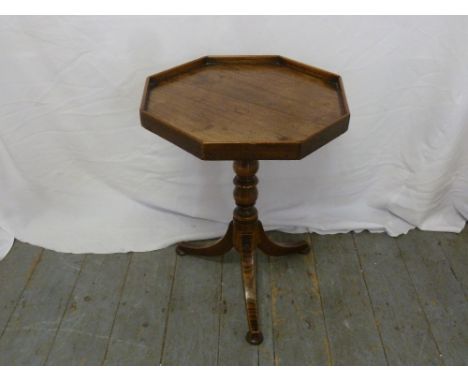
[45,253,131,365]
[0,241,43,335]
[217,249,258,365]
[396,229,468,365]
[0,227,467,365]
[269,231,330,366]
[103,248,176,365]
[160,241,222,366]
[0,250,84,365]
[257,246,275,366]
[312,233,387,365]
[353,232,443,365]
[431,229,468,299]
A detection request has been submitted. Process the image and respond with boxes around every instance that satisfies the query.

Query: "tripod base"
[176,160,310,345]
[176,220,309,258]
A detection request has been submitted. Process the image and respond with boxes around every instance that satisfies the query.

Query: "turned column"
[175,159,310,345]
[232,160,263,345]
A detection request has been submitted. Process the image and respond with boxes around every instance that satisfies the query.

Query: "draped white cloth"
[1,16,467,259]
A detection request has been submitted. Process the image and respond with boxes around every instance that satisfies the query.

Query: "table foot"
[176,222,233,256]
[257,221,310,256]
[246,330,264,345]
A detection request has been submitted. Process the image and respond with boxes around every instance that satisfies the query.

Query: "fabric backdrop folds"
[1,16,467,259]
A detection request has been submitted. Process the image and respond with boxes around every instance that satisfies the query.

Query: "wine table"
[140,55,350,344]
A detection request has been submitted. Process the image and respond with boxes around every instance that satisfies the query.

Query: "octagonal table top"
[140,55,350,160]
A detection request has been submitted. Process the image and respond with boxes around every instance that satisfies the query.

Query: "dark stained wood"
[140,55,350,160]
[176,222,233,257]
[353,232,443,365]
[174,160,311,345]
[313,234,387,365]
[232,160,262,345]
[258,221,309,256]
[396,229,468,365]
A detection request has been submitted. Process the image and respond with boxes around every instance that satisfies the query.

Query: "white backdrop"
[1,16,467,259]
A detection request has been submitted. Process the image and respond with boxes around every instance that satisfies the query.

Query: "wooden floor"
[0,227,467,365]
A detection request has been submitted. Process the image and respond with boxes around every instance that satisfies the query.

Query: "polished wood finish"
[176,160,310,344]
[258,222,309,256]
[140,55,350,345]
[233,160,262,344]
[176,222,233,257]
[140,55,350,160]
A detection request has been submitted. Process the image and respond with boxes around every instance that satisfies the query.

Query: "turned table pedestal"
[140,55,350,345]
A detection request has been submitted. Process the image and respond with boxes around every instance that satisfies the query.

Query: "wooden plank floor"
[0,227,467,365]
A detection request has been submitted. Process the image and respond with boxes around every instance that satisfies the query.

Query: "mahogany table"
[140,55,350,345]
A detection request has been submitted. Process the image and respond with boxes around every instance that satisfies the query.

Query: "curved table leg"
[174,160,310,345]
[176,222,233,257]
[239,241,263,345]
[257,221,310,256]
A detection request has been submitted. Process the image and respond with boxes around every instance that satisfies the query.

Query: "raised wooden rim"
[140,55,350,160]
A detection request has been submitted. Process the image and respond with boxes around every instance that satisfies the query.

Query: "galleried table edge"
[140,55,350,345]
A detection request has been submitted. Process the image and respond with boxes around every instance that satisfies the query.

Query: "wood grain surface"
[140,55,350,160]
